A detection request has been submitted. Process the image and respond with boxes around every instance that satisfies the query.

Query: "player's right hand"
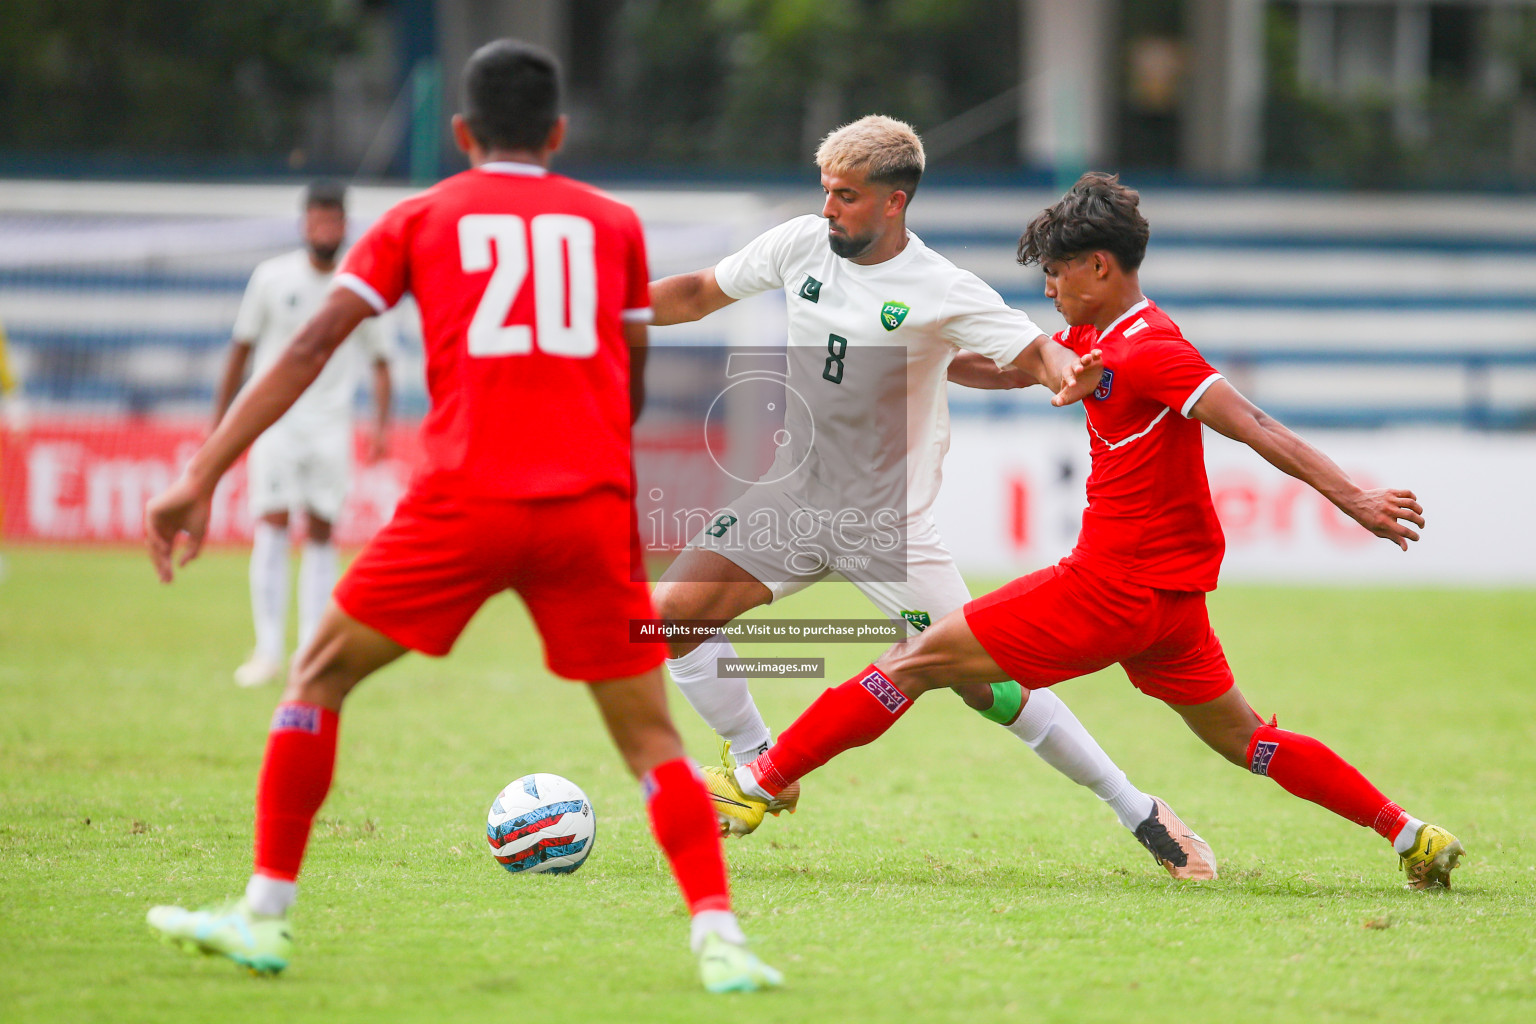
[145,474,213,582]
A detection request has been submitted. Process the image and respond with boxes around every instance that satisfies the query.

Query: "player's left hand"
[1052,348,1104,407]
[1345,487,1424,550]
[145,474,213,582]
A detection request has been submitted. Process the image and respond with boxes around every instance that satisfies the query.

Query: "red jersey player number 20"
[331,162,663,672]
[335,162,653,503]
[459,213,599,357]
[142,41,778,995]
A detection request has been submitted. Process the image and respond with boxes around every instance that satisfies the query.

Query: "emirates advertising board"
[3,416,1532,585]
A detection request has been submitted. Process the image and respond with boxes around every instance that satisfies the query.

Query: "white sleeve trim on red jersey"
[1179,372,1225,418]
[621,307,654,324]
[334,273,389,315]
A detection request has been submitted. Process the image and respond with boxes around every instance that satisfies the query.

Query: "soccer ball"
[485,773,596,875]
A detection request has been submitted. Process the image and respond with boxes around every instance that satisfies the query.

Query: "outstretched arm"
[1189,378,1424,550]
[146,288,374,580]
[649,268,737,326]
[947,350,1036,390]
[1007,334,1104,406]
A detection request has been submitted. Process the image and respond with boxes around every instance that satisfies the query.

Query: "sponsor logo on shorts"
[270,703,322,735]
[1093,369,1115,400]
[900,609,932,632]
[858,669,910,714]
[1250,739,1279,776]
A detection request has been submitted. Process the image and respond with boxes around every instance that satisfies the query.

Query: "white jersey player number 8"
[458,213,598,358]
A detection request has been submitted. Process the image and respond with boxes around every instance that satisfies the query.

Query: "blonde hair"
[815,115,925,196]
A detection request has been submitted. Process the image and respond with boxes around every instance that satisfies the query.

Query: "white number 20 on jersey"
[458,213,598,358]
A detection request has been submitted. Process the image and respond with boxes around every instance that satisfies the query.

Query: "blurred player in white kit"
[213,181,395,687]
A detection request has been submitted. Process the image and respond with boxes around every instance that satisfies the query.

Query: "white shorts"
[247,420,353,522]
[684,480,972,634]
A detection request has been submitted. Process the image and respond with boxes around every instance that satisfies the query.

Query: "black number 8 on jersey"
[823,333,847,384]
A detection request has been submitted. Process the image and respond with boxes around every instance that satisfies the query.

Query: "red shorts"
[964,561,1234,705]
[334,486,666,681]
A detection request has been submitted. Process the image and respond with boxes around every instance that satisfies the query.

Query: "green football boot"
[697,932,784,993]
[147,897,292,975]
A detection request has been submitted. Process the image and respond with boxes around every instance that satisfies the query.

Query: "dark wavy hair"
[1016,172,1150,271]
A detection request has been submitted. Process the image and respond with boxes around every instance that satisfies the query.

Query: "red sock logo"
[858,668,909,713]
[270,703,323,735]
[1250,739,1278,776]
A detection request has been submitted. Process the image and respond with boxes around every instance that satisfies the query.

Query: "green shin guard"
[978,680,1024,725]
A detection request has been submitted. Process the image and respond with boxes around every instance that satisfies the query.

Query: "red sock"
[750,666,913,796]
[1246,723,1406,837]
[253,702,339,882]
[644,758,730,915]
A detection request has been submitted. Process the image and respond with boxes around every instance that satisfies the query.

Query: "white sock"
[244,874,296,917]
[733,764,773,801]
[1006,688,1155,830]
[250,521,290,662]
[689,908,747,952]
[666,634,773,755]
[1393,816,1426,854]
[297,539,338,652]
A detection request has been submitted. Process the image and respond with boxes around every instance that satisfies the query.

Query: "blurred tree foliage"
[0,0,363,155]
[565,0,1019,167]
[1263,4,1536,187]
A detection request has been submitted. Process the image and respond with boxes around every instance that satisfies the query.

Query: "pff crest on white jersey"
[693,214,1046,619]
[713,213,1041,523]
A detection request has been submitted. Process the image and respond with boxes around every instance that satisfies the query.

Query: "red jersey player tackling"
[706,172,1463,892]
[142,40,781,992]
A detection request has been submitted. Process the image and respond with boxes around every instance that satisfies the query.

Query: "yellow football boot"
[1400,823,1464,890]
[721,740,800,818]
[701,764,767,837]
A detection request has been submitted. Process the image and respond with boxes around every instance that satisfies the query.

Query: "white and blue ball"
[486,773,596,875]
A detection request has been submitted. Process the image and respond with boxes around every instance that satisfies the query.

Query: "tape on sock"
[979,680,1024,725]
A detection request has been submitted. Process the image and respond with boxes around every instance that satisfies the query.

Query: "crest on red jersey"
[1093,369,1114,400]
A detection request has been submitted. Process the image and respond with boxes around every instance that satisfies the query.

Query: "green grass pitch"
[2,547,1534,1023]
